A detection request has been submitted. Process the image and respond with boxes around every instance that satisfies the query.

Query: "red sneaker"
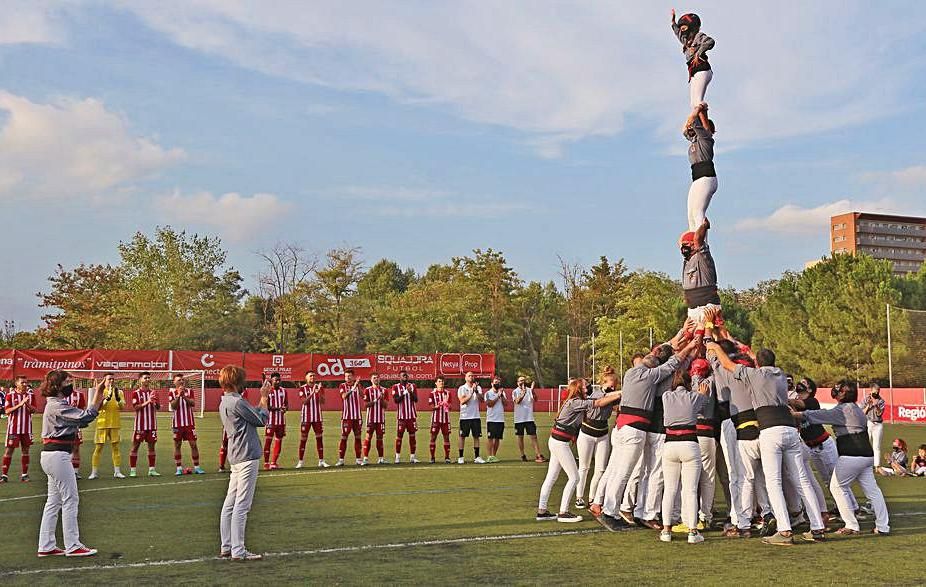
[65,546,98,557]
[263,463,271,471]
[37,548,66,557]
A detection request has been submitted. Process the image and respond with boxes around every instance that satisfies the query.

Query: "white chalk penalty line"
[0,464,535,504]
[0,528,602,577]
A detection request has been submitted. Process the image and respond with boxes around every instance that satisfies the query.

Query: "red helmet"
[689,358,711,378]
[678,13,701,30]
[679,231,696,246]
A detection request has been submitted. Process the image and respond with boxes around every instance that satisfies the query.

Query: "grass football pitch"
[1,413,925,585]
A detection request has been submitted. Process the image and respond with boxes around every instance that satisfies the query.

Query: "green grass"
[1,414,925,585]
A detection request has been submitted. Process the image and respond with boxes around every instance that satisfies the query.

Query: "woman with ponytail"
[575,367,619,509]
[37,370,105,558]
[536,379,620,523]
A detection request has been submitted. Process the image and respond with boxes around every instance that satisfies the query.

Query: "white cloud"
[0,91,184,200]
[118,1,925,156]
[861,165,926,189]
[155,190,293,241]
[0,1,67,45]
[735,198,903,235]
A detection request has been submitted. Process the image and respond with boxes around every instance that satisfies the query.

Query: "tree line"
[4,226,926,386]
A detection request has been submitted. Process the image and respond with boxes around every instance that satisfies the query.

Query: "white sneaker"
[318,460,330,468]
[688,532,705,544]
[88,470,99,480]
[361,457,369,466]
[394,455,401,464]
[335,459,345,467]
[232,551,263,561]
[660,531,672,543]
[474,457,486,464]
[355,458,363,466]
[295,460,304,469]
[377,457,386,465]
[113,470,125,479]
[409,455,419,464]
[457,457,465,464]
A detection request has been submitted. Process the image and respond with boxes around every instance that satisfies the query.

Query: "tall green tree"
[37,263,126,348]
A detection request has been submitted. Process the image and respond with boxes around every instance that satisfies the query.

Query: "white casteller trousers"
[689,70,712,109]
[830,455,890,533]
[735,437,771,529]
[220,458,260,558]
[662,441,702,529]
[598,426,647,516]
[719,420,743,527]
[539,437,580,514]
[758,426,824,532]
[697,436,717,523]
[576,431,610,502]
[687,176,718,232]
[867,421,884,468]
[39,451,85,553]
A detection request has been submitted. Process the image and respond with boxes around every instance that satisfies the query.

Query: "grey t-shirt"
[709,355,752,417]
[556,398,596,430]
[682,245,718,292]
[733,364,788,410]
[619,356,681,413]
[803,402,868,437]
[662,386,706,428]
[219,392,269,466]
[685,118,714,166]
[585,388,614,421]
[42,396,99,439]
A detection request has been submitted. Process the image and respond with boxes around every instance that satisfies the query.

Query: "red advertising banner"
[91,349,171,372]
[14,349,94,378]
[894,404,926,423]
[172,350,244,378]
[242,353,313,382]
[438,353,495,377]
[375,354,437,380]
[0,348,13,379]
[311,354,376,381]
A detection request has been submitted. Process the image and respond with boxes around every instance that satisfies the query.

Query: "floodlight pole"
[886,304,893,392]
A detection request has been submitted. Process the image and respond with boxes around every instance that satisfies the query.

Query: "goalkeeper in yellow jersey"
[89,373,126,479]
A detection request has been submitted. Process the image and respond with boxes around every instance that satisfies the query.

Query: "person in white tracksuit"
[707,344,826,546]
[576,367,619,509]
[793,381,890,536]
[536,379,621,523]
[659,369,711,544]
[37,371,106,558]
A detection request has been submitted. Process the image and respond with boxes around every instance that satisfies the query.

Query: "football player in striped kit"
[169,374,204,476]
[129,372,160,478]
[2,375,35,483]
[336,370,364,466]
[68,385,87,478]
[296,371,328,469]
[392,370,419,464]
[428,377,452,463]
[362,374,389,465]
[262,373,287,470]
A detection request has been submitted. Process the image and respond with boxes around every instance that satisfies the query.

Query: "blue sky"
[1,1,925,329]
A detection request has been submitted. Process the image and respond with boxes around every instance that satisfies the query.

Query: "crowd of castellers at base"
[534,10,892,547]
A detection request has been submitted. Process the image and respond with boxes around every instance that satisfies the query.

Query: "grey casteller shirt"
[219,392,269,466]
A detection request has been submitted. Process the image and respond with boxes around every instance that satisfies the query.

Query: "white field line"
[0,464,535,504]
[0,529,603,577]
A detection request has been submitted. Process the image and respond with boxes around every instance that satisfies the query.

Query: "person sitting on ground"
[878,438,909,476]
[913,444,926,477]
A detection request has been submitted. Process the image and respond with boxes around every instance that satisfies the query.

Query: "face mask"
[681,245,693,259]
[61,383,74,397]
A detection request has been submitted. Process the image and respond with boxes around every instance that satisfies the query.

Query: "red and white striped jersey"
[5,389,34,436]
[169,388,196,429]
[267,386,288,427]
[429,389,451,425]
[340,382,363,421]
[68,389,87,410]
[299,384,323,423]
[364,386,387,424]
[132,388,159,432]
[392,383,417,420]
